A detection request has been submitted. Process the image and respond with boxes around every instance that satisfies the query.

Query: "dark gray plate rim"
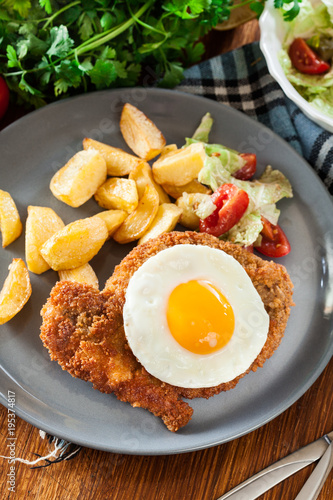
[0,88,332,455]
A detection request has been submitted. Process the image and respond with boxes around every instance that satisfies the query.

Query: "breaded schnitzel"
[40,231,294,431]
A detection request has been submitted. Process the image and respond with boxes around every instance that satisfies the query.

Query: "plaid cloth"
[177,41,333,195]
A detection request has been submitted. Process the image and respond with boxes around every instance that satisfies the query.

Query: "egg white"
[123,244,269,389]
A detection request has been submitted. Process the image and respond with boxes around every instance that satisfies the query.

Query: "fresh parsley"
[0,0,301,108]
[274,0,301,21]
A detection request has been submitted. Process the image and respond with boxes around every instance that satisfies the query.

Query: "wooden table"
[1,20,332,500]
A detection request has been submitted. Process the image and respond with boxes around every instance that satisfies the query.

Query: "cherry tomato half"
[233,153,257,180]
[254,217,291,258]
[199,183,249,237]
[289,38,330,75]
[0,76,9,120]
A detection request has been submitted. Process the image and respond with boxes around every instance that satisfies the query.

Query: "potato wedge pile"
[1,103,212,325]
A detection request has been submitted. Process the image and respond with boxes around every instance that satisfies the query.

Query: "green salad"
[185,113,293,250]
[279,0,333,117]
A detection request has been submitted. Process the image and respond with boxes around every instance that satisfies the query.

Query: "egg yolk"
[166,279,235,355]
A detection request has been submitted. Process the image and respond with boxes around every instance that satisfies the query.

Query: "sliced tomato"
[289,38,330,75]
[233,153,257,180]
[199,184,249,237]
[254,217,291,258]
[0,76,9,120]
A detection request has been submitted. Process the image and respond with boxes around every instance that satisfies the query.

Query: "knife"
[294,438,333,500]
[217,430,333,500]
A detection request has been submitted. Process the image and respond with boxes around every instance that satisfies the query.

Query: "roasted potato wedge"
[0,189,23,248]
[176,193,211,230]
[92,210,127,238]
[113,185,159,244]
[58,263,99,289]
[50,149,107,207]
[40,217,108,271]
[152,142,206,186]
[0,258,31,325]
[138,203,182,244]
[160,144,178,156]
[129,161,170,204]
[25,206,65,274]
[94,177,138,213]
[162,179,211,199]
[83,138,142,176]
[120,103,166,161]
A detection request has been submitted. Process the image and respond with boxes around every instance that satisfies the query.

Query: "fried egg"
[123,244,269,388]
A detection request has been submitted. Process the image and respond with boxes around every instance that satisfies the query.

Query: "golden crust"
[40,231,294,431]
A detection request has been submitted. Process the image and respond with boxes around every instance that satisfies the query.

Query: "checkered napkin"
[177,41,333,195]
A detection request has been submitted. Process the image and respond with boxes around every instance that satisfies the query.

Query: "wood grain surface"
[1,20,333,500]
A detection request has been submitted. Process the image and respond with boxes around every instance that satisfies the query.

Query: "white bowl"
[259,0,333,132]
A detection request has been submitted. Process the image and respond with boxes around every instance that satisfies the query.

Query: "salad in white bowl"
[260,0,333,131]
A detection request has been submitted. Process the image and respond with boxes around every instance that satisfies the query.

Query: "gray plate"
[0,88,332,455]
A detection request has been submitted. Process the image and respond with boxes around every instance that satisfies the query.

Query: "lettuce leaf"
[198,155,230,191]
[193,193,216,219]
[253,165,293,205]
[322,0,333,20]
[222,210,263,247]
[191,112,214,142]
[194,147,246,188]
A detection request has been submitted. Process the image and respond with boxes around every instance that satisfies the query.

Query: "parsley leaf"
[99,46,116,60]
[159,62,184,88]
[113,60,128,79]
[39,0,52,15]
[53,60,83,95]
[274,0,301,21]
[185,41,205,65]
[250,1,265,17]
[78,13,94,41]
[19,73,43,95]
[47,26,74,59]
[123,62,141,86]
[100,12,114,31]
[88,59,117,89]
[54,78,69,96]
[6,44,21,68]
[17,34,48,59]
